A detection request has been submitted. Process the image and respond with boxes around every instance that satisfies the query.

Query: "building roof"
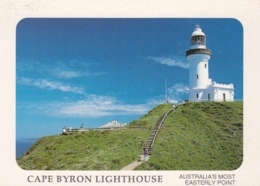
[99,120,126,128]
[191,25,206,37]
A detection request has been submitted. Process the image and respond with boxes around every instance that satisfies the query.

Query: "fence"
[149,108,173,149]
[64,125,151,133]
[184,99,243,102]
[148,102,187,150]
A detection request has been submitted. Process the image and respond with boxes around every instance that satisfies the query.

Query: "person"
[80,123,83,129]
[62,127,67,135]
[144,148,148,161]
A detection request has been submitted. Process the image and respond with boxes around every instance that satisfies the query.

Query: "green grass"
[135,101,243,170]
[17,102,243,170]
[129,104,173,128]
[17,129,150,170]
[17,104,171,170]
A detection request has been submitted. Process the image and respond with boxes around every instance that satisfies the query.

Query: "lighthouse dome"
[191,27,205,37]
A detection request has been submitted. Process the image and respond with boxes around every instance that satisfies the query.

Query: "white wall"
[213,88,234,101]
[187,86,234,102]
[187,53,210,89]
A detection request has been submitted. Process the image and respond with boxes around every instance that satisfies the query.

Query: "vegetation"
[17,104,170,170]
[135,101,243,170]
[17,129,150,170]
[129,104,173,128]
[17,102,243,170]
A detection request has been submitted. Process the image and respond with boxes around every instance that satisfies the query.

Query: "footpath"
[121,104,181,171]
[121,155,150,170]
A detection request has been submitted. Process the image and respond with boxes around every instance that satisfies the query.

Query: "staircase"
[141,107,174,154]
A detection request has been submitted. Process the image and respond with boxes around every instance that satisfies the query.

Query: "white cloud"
[148,56,189,69]
[16,60,105,79]
[146,95,166,105]
[16,61,34,72]
[51,68,105,79]
[167,83,189,101]
[17,77,85,94]
[146,83,189,104]
[51,68,82,78]
[17,83,188,119]
[57,95,151,117]
[17,95,151,118]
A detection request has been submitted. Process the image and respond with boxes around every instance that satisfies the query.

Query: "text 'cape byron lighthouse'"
[186,25,234,102]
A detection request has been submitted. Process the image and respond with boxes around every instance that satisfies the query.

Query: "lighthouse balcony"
[186,48,211,57]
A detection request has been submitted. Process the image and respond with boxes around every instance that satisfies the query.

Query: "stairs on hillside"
[141,107,174,154]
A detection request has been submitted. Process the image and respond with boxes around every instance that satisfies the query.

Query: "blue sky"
[16,18,243,138]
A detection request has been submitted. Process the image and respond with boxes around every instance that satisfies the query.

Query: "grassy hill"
[17,104,172,170]
[17,102,243,170]
[135,101,243,170]
[129,104,173,128]
[17,129,150,170]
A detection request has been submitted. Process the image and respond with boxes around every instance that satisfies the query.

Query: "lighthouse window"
[197,94,199,98]
[191,36,206,46]
[205,64,207,68]
[197,74,198,79]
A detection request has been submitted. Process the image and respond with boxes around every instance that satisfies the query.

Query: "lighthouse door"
[223,93,226,101]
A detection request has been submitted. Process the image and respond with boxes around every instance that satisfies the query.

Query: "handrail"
[64,125,151,133]
[185,99,243,102]
[149,108,173,149]
[149,102,186,150]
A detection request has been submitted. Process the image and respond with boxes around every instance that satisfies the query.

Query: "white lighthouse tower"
[186,25,234,102]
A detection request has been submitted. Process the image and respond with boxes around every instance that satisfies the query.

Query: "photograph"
[16,18,243,171]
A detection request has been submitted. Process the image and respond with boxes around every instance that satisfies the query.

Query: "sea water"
[16,138,38,159]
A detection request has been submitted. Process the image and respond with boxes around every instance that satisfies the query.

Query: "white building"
[186,25,234,102]
[99,120,127,128]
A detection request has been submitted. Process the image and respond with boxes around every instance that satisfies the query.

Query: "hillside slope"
[135,101,243,170]
[17,104,172,170]
[17,102,243,170]
[17,129,150,170]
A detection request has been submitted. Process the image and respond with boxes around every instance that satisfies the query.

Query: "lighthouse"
[186,25,234,102]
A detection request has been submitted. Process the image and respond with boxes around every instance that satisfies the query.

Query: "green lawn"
[135,102,243,170]
[17,102,243,170]
[17,104,171,170]
[17,129,150,170]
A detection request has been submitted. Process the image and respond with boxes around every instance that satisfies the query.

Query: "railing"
[185,99,243,102]
[186,48,211,56]
[64,125,151,133]
[140,99,242,153]
[149,102,187,150]
[149,108,173,149]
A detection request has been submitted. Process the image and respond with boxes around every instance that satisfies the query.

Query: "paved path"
[121,155,150,170]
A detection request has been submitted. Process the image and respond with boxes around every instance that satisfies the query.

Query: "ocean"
[16,138,39,159]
